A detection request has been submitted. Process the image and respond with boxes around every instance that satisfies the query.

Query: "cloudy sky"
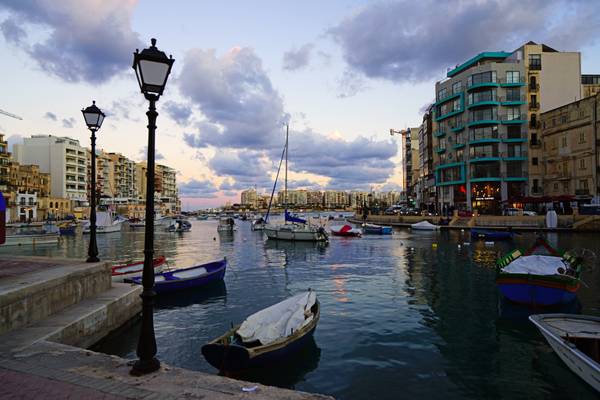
[1,0,599,209]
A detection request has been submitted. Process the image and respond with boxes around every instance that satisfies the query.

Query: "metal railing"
[529,102,539,110]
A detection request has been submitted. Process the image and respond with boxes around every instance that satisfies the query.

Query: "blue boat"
[202,291,320,372]
[127,258,226,294]
[471,229,513,241]
[362,223,392,235]
[495,238,582,306]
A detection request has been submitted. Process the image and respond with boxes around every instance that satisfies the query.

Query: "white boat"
[3,232,60,246]
[251,216,266,231]
[154,212,172,227]
[264,125,328,242]
[83,206,125,234]
[529,314,600,392]
[217,217,235,233]
[167,219,191,232]
[411,220,440,231]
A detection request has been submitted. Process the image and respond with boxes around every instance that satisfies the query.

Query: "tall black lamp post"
[131,38,174,375]
[81,101,105,263]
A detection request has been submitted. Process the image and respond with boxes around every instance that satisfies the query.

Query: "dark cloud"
[164,101,193,126]
[0,1,142,83]
[138,146,165,161]
[330,0,600,83]
[178,179,219,198]
[44,112,57,121]
[0,18,26,44]
[282,43,314,71]
[178,47,289,150]
[209,150,273,191]
[62,117,76,128]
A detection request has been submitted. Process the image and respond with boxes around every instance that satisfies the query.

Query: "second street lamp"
[81,101,105,263]
[131,38,174,375]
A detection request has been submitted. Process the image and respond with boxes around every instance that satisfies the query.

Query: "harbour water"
[2,218,599,399]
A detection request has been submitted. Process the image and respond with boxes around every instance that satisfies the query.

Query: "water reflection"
[156,281,227,309]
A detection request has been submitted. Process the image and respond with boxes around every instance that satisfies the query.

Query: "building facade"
[13,135,88,202]
[0,134,10,194]
[581,75,600,98]
[417,107,435,210]
[240,188,258,207]
[540,92,600,199]
[433,43,582,214]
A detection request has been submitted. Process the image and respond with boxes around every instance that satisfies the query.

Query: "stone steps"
[0,282,141,354]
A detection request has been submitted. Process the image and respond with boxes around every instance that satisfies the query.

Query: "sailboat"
[264,125,328,242]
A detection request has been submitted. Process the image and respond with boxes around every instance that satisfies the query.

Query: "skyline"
[1,1,600,209]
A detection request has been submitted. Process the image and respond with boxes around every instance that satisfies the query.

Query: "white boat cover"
[502,255,566,275]
[237,291,317,346]
[172,267,207,279]
[411,221,439,230]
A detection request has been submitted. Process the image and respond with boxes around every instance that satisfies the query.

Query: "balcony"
[453,143,465,149]
[500,115,527,124]
[503,150,528,160]
[435,147,446,154]
[498,76,526,87]
[469,131,499,144]
[434,130,446,138]
[529,83,539,91]
[467,81,499,91]
[450,120,465,132]
[500,94,526,105]
[529,102,539,111]
[529,63,542,71]
[435,91,462,106]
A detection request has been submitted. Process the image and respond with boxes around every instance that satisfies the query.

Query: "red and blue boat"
[127,258,227,294]
[495,238,582,306]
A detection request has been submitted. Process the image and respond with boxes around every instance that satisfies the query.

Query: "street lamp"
[81,101,105,263]
[131,38,174,375]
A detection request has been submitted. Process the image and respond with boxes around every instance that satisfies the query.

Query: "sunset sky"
[1,0,599,209]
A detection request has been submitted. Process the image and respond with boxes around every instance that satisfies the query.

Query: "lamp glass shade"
[132,38,174,97]
[81,101,105,130]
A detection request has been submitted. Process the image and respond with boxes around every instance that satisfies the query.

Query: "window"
[530,94,537,107]
[553,182,558,190]
[452,98,461,112]
[505,107,521,121]
[505,87,521,102]
[506,71,520,84]
[529,54,541,69]
[561,136,568,148]
[533,179,539,189]
[580,179,589,189]
[532,157,538,165]
[507,144,525,157]
[468,71,497,86]
[560,115,568,124]
[580,159,585,169]
[507,125,522,139]
[452,81,462,94]
[437,87,447,101]
[470,126,498,141]
[468,89,496,104]
[469,108,497,122]
[579,132,586,143]
[563,182,569,192]
[529,75,537,90]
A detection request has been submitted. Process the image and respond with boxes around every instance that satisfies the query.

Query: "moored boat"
[411,220,440,230]
[111,256,167,282]
[529,314,600,392]
[330,224,362,237]
[471,228,513,241]
[58,221,77,235]
[362,223,392,235]
[167,219,191,232]
[126,258,227,294]
[202,290,320,372]
[217,217,235,233]
[128,218,145,228]
[83,206,125,234]
[496,238,582,306]
[251,216,266,231]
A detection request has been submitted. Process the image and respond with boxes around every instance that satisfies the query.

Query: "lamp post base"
[86,255,99,263]
[130,357,160,376]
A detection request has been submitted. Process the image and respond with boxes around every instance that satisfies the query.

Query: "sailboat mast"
[284,124,289,214]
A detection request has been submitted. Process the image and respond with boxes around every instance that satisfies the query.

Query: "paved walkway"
[0,255,81,279]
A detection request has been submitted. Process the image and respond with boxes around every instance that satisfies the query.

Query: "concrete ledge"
[0,283,141,353]
[0,258,112,334]
[1,340,333,399]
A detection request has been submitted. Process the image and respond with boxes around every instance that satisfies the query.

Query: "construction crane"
[0,108,23,120]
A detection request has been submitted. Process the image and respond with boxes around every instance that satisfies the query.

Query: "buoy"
[432,243,438,249]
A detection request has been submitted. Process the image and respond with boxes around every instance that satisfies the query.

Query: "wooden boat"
[202,291,320,372]
[3,232,60,246]
[411,220,440,231]
[496,238,582,306]
[471,228,513,240]
[111,256,167,282]
[251,216,266,231]
[362,223,392,235]
[330,224,361,237]
[126,258,226,294]
[529,314,600,392]
[128,218,145,228]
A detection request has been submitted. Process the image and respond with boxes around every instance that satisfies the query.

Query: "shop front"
[471,182,501,215]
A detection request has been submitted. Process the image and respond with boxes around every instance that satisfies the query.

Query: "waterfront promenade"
[0,255,331,399]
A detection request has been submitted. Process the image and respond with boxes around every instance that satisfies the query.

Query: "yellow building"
[38,197,73,220]
[540,92,600,198]
[0,134,10,194]
[582,75,600,98]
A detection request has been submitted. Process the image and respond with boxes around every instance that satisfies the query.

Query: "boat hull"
[83,223,123,234]
[496,276,579,306]
[202,300,320,372]
[127,259,227,294]
[3,233,60,246]
[362,226,392,235]
[111,256,167,282]
[264,226,327,241]
[529,314,600,392]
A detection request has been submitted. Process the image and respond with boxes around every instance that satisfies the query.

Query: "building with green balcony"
[433,43,582,214]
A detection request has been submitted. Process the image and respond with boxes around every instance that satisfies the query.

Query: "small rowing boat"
[362,223,392,235]
[471,229,513,241]
[111,256,167,282]
[529,314,600,392]
[411,221,440,231]
[330,224,361,237]
[496,238,582,306]
[202,290,319,372]
[126,258,227,294]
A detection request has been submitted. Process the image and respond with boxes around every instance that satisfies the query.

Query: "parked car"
[503,208,522,216]
[523,210,537,216]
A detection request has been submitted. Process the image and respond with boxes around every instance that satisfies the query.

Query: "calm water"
[3,218,599,399]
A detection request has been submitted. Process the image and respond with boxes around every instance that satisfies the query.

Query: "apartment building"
[400,128,420,205]
[540,92,600,198]
[306,190,323,207]
[582,75,600,98]
[240,188,258,206]
[417,107,435,210]
[156,164,178,214]
[0,134,10,193]
[323,191,349,209]
[13,135,88,202]
[433,42,581,214]
[87,150,113,200]
[107,153,138,202]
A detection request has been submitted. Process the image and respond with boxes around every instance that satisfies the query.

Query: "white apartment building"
[240,188,257,206]
[13,135,87,202]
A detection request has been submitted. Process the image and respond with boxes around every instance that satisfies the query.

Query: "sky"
[0,0,599,209]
